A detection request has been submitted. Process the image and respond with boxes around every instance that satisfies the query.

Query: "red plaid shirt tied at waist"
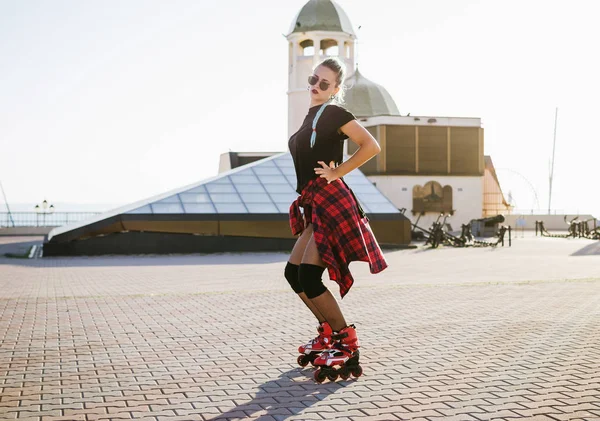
[289,177,388,298]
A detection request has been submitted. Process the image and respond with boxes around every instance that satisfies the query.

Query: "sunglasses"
[308,74,331,91]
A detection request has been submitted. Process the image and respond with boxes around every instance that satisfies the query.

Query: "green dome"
[289,0,355,36]
[344,69,400,118]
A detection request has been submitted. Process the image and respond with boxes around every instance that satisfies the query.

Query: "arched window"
[300,39,314,56]
[320,39,338,56]
[412,181,453,214]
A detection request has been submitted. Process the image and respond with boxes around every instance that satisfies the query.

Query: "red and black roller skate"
[297,321,333,368]
[312,324,362,383]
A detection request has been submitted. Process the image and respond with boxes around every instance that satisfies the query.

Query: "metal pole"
[356,25,361,72]
[548,107,558,214]
[0,181,15,227]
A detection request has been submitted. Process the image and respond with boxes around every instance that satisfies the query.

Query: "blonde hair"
[316,57,347,104]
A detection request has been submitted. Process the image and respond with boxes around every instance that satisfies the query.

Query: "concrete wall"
[368,175,483,230]
[43,230,409,257]
[43,232,298,256]
[218,153,232,173]
[505,214,598,231]
[0,227,53,236]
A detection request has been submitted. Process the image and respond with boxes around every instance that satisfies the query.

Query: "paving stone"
[1,238,599,420]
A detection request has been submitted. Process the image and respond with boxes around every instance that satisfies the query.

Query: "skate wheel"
[297,355,309,368]
[351,365,363,378]
[314,368,327,383]
[327,371,339,382]
[339,367,350,380]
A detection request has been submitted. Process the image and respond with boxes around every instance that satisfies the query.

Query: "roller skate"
[312,324,363,383]
[297,321,333,368]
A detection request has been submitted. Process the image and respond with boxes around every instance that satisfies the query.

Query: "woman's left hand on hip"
[314,161,339,184]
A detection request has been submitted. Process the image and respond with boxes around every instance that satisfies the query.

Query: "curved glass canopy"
[126,152,399,215]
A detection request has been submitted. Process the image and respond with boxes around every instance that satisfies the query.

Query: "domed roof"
[288,0,355,36]
[343,69,400,118]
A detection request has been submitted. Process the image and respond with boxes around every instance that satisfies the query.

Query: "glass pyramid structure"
[125,152,399,216]
[47,152,400,247]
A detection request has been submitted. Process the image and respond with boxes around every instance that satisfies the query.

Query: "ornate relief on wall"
[412,181,453,215]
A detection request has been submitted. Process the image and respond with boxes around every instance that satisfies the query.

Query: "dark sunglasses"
[308,74,331,91]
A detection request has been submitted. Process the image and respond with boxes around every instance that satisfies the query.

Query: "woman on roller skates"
[285,57,388,383]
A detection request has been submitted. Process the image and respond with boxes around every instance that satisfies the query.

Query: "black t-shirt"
[288,104,356,194]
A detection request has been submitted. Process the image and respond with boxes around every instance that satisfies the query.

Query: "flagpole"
[548,107,558,215]
[0,180,16,227]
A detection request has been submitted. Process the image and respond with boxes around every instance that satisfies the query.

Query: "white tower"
[286,0,356,138]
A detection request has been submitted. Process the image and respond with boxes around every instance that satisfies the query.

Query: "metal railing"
[0,212,101,228]
[510,209,595,216]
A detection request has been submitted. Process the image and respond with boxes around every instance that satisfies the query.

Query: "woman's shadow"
[207,367,352,420]
[571,240,600,256]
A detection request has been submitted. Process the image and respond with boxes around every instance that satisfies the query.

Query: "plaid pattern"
[289,177,388,298]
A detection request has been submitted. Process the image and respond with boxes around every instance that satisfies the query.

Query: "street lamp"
[34,199,54,226]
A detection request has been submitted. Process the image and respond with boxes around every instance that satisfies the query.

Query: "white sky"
[1,0,599,216]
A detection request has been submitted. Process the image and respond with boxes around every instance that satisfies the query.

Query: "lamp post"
[34,200,54,226]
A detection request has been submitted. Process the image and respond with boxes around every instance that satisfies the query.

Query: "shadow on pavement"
[0,252,290,267]
[571,241,600,256]
[207,368,348,420]
[0,238,43,257]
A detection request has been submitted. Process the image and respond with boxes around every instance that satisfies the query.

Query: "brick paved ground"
[0,235,599,420]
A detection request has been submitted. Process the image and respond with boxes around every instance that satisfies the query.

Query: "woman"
[286,57,388,382]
